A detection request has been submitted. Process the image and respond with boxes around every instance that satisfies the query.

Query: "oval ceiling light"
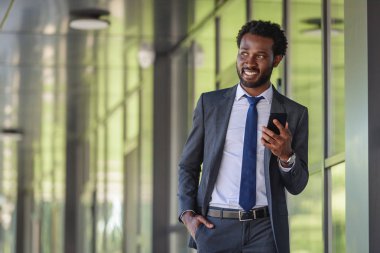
[138,42,155,69]
[69,8,110,30]
[0,128,23,141]
[300,17,343,36]
[70,19,109,30]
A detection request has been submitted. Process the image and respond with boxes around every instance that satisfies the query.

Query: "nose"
[244,56,258,67]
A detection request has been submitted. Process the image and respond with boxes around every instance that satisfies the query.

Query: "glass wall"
[0,0,154,252]
[329,0,345,251]
[288,172,323,252]
[0,66,19,253]
[36,66,66,253]
[331,162,346,252]
[86,1,154,252]
[252,0,282,23]
[0,141,18,253]
[193,21,216,104]
[329,0,345,156]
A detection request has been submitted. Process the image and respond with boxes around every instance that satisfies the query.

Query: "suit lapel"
[213,86,236,153]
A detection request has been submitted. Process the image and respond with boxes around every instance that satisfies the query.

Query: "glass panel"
[107,68,124,110]
[107,38,124,70]
[219,0,245,77]
[36,66,66,253]
[252,0,282,24]
[124,89,142,253]
[0,141,17,253]
[289,0,323,168]
[331,163,346,253]
[126,44,140,93]
[329,0,345,155]
[105,109,124,253]
[96,126,106,253]
[97,44,107,120]
[126,91,140,141]
[104,38,124,111]
[194,0,215,25]
[140,67,153,253]
[194,20,216,103]
[288,0,323,251]
[97,68,106,120]
[288,171,323,252]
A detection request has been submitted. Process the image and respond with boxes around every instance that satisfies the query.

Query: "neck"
[241,82,271,97]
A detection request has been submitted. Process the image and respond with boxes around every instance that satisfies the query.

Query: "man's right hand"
[181,211,214,239]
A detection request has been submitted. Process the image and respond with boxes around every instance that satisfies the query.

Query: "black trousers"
[194,216,277,253]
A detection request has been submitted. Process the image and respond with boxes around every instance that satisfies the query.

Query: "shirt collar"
[236,83,273,104]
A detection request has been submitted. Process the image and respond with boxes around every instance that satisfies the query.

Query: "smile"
[243,68,259,77]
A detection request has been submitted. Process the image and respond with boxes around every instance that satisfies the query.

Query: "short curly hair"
[236,20,288,56]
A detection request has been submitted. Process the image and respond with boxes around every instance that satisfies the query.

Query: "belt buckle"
[239,210,255,221]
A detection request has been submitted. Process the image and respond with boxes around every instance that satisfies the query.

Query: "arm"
[178,94,214,237]
[178,94,204,218]
[278,108,309,194]
[262,107,309,195]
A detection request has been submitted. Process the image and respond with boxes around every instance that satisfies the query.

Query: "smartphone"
[267,113,287,135]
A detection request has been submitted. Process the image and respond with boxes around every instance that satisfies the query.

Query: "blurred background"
[0,0,365,252]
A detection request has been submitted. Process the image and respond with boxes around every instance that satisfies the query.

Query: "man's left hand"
[261,119,293,161]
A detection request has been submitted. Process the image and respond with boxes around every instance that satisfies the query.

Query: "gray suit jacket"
[178,84,309,253]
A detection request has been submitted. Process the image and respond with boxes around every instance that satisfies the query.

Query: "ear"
[273,55,283,67]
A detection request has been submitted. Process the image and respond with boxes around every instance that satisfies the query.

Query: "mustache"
[242,67,260,72]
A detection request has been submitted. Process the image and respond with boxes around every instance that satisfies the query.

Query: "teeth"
[244,69,258,76]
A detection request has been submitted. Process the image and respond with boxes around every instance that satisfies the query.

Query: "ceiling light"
[301,17,344,36]
[69,8,110,30]
[193,42,205,68]
[138,42,155,69]
[0,128,23,141]
[301,28,343,36]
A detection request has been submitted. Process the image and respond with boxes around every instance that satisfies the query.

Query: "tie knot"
[245,95,264,106]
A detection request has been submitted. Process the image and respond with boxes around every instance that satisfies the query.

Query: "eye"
[240,51,248,56]
[257,55,265,60]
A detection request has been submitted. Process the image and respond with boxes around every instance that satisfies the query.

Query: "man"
[178,20,308,253]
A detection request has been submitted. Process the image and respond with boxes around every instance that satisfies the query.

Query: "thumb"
[197,215,214,228]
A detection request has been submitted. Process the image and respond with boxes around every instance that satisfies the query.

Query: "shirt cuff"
[278,158,295,172]
[179,210,196,222]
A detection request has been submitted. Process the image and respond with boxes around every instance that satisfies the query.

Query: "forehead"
[239,33,274,51]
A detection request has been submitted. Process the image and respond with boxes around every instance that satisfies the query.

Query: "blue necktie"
[239,95,264,212]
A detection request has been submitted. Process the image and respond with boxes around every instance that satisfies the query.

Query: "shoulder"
[283,95,307,111]
[201,85,237,101]
[274,89,307,112]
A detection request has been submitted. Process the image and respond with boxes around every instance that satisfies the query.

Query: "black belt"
[207,206,269,221]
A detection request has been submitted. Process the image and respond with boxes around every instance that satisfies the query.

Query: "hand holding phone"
[267,113,287,135]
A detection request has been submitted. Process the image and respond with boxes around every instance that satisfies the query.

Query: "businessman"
[178,20,309,253]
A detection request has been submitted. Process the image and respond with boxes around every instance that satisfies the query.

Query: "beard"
[237,64,273,89]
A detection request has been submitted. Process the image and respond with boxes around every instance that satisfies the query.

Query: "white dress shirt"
[209,84,292,210]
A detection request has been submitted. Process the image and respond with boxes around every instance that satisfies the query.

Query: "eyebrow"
[256,51,269,54]
[239,48,269,54]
